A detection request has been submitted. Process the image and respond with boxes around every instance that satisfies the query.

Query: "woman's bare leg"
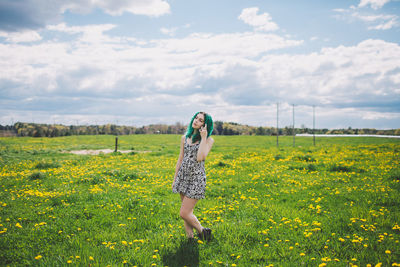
[180,194,195,238]
[179,194,204,237]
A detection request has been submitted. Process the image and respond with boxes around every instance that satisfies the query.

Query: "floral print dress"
[172,138,207,199]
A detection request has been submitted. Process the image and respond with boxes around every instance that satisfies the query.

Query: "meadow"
[0,135,399,267]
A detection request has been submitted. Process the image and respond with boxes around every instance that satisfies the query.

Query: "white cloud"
[238,7,279,32]
[47,23,118,43]
[160,24,191,36]
[0,30,42,43]
[160,27,177,36]
[358,0,391,10]
[368,17,398,29]
[63,0,170,17]
[362,111,400,120]
[333,7,399,30]
[1,22,400,128]
[0,0,170,31]
[352,13,392,22]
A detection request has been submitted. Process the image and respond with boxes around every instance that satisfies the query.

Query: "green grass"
[0,135,399,266]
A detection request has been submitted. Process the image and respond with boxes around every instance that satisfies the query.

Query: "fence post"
[115,136,118,152]
[313,105,316,146]
[293,104,295,147]
[276,102,279,148]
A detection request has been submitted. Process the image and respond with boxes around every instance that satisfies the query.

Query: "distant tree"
[255,127,265,135]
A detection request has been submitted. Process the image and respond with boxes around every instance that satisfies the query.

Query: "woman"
[172,111,214,241]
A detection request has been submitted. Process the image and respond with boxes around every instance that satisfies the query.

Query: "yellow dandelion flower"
[385,250,391,254]
[89,256,94,261]
[375,263,382,267]
[15,223,22,228]
[35,255,42,260]
[300,253,305,256]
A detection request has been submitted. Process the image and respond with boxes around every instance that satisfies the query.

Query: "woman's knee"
[180,208,190,220]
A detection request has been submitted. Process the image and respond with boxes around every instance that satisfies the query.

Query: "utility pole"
[292,104,295,147]
[276,102,279,147]
[313,105,316,146]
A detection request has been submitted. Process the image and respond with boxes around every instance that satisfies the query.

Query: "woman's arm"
[197,125,214,161]
[173,135,185,186]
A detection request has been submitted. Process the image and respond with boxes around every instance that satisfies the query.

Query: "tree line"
[0,122,399,137]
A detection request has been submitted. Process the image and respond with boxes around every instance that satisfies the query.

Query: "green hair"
[186,111,213,143]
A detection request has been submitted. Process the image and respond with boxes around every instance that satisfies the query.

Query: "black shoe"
[198,228,212,241]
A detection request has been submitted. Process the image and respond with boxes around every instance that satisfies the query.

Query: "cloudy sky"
[1,0,400,129]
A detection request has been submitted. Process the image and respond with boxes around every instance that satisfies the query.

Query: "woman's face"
[192,113,205,130]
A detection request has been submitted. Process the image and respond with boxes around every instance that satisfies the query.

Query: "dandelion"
[89,256,94,261]
[299,253,305,256]
[35,255,42,260]
[15,223,22,228]
[385,250,391,254]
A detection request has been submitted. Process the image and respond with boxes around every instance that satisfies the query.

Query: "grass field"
[0,135,399,267]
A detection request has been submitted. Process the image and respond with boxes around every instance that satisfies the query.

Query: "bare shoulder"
[181,135,186,143]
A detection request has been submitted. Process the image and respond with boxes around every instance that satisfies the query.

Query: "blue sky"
[0,0,400,129]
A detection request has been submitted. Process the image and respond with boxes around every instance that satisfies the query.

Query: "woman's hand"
[200,124,207,139]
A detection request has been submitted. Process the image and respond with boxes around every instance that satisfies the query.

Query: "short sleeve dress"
[172,137,207,199]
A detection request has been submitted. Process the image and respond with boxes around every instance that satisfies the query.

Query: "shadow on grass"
[162,239,199,267]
